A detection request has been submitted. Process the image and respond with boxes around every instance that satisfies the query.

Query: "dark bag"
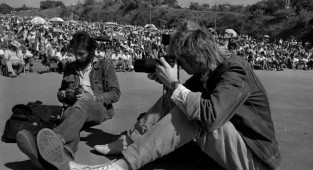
[1,101,62,143]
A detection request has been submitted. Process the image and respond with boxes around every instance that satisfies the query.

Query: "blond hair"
[168,21,231,70]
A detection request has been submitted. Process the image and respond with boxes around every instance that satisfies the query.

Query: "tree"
[291,0,313,15]
[40,1,65,10]
[0,3,13,14]
[85,0,95,6]
[189,2,201,11]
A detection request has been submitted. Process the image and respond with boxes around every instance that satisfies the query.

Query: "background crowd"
[0,14,312,77]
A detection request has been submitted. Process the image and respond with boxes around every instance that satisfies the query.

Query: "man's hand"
[76,90,94,101]
[155,57,178,88]
[147,72,163,84]
[57,90,66,102]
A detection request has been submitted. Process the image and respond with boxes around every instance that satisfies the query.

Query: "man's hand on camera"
[155,57,178,88]
[76,90,94,101]
[57,90,66,101]
[147,72,163,84]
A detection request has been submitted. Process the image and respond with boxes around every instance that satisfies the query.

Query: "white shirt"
[0,49,4,56]
[76,58,98,96]
[4,49,23,61]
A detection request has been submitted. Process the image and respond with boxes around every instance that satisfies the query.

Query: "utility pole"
[214,3,217,31]
[149,0,151,24]
[285,0,290,9]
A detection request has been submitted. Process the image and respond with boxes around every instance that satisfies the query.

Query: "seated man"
[4,41,25,77]
[16,31,121,170]
[122,50,133,71]
[22,47,34,73]
[70,21,281,170]
[111,50,120,69]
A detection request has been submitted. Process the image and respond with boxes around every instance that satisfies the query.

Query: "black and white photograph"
[0,0,312,170]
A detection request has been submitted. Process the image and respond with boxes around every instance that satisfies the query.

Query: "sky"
[3,0,262,8]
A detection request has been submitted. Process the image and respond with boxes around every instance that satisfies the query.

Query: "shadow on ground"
[5,160,41,170]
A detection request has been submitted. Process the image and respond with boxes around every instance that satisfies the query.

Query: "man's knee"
[72,99,88,112]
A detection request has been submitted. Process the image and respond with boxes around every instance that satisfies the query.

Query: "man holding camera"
[16,31,121,170]
[69,21,281,170]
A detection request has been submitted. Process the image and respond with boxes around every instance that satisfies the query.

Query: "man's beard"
[77,55,93,68]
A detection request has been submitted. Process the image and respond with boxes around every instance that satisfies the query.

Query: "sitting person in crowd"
[0,44,6,75]
[272,51,284,71]
[259,51,269,70]
[307,54,313,69]
[117,49,127,72]
[111,50,120,69]
[22,46,34,73]
[4,41,25,77]
[292,53,300,69]
[69,21,281,170]
[16,31,121,170]
[123,50,133,72]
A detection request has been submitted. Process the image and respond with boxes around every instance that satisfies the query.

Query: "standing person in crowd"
[16,31,121,170]
[4,41,25,77]
[70,21,281,170]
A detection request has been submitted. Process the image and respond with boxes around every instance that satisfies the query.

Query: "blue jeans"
[54,99,109,153]
[123,95,269,170]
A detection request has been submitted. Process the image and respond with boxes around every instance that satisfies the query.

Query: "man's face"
[73,47,91,67]
[177,56,202,75]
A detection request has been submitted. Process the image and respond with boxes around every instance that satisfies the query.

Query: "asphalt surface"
[0,67,312,170]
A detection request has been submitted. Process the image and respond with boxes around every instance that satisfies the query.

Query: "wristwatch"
[170,81,180,90]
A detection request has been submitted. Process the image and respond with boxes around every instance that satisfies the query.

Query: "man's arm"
[97,59,121,106]
[171,63,250,132]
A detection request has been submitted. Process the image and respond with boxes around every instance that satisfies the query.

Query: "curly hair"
[69,31,97,53]
[168,21,231,70]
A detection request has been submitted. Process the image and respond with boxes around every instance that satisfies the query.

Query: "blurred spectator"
[4,41,25,77]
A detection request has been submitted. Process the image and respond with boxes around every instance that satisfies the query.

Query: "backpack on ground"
[1,101,62,143]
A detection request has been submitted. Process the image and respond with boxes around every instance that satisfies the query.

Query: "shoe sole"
[37,128,72,170]
[16,130,44,169]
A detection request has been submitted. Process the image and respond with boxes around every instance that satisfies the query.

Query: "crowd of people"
[1,14,312,78]
[0,15,175,77]
[217,34,313,71]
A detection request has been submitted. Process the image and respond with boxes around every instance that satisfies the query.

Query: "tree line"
[1,0,313,43]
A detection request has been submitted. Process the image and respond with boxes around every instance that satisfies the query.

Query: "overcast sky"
[3,0,262,8]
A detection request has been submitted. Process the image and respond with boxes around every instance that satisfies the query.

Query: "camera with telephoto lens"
[134,34,175,73]
[63,86,83,105]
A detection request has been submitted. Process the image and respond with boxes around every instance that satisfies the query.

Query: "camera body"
[62,86,83,105]
[134,34,175,73]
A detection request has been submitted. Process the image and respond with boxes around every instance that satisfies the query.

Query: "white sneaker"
[69,160,119,170]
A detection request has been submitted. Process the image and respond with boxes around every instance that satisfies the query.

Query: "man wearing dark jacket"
[16,31,120,170]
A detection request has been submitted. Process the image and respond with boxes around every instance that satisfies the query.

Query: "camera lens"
[134,59,157,73]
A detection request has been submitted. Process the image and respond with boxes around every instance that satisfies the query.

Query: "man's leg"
[127,92,174,142]
[36,100,109,170]
[196,121,269,170]
[53,99,109,152]
[123,108,268,170]
[122,106,199,170]
[94,94,175,155]
[17,61,25,75]
[6,60,17,76]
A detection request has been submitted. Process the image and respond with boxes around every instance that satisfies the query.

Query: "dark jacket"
[183,55,281,169]
[59,58,121,118]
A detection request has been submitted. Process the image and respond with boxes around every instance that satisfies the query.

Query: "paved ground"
[0,65,313,170]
